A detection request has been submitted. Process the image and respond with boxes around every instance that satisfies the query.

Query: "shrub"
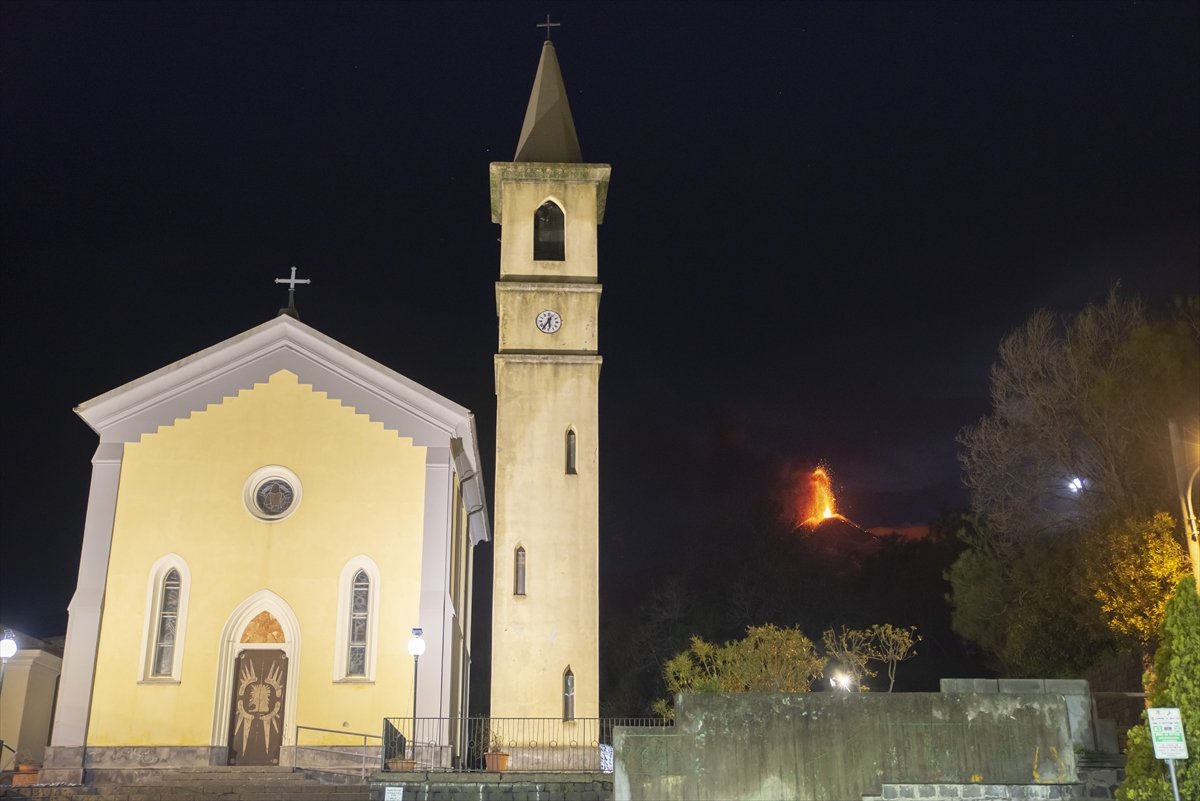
[1117,576,1199,801]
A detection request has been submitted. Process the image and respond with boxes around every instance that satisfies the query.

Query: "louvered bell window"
[534,201,565,261]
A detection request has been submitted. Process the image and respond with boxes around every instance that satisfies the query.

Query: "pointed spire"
[514,40,582,163]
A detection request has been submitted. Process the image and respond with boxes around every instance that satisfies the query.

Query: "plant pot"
[12,765,40,786]
[385,758,417,772]
[483,751,509,772]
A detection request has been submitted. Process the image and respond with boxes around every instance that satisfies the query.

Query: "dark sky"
[2,1,1197,638]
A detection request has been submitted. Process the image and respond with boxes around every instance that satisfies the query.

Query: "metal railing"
[293,724,383,782]
[381,717,671,772]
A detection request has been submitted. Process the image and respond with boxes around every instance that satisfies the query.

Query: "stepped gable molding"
[75,316,477,450]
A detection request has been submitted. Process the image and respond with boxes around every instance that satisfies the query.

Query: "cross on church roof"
[537,15,560,40]
[275,266,311,319]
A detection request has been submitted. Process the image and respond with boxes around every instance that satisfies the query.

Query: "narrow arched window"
[563,666,575,722]
[565,429,577,475]
[347,570,369,677]
[514,547,526,596]
[152,569,181,677]
[534,201,565,261]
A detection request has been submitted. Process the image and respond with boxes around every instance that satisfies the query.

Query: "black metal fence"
[380,717,670,772]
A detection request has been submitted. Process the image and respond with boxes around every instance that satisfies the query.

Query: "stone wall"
[39,745,226,784]
[369,772,612,801]
[939,679,1100,753]
[615,693,1078,801]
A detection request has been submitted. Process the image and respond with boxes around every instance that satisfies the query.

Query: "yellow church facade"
[42,315,488,782]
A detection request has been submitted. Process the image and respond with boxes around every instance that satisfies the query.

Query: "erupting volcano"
[789,464,878,564]
[795,465,850,528]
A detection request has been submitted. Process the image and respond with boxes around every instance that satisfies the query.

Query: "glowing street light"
[0,629,16,696]
[0,630,15,660]
[829,672,854,692]
[1067,477,1085,493]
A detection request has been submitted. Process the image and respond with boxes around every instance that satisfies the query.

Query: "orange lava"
[796,465,847,528]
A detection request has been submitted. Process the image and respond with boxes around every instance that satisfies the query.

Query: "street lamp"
[407,627,425,761]
[0,629,16,696]
[1168,419,1200,594]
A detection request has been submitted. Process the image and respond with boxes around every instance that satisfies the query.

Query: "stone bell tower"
[489,36,609,721]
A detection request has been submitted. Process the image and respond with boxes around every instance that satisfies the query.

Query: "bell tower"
[490,37,609,720]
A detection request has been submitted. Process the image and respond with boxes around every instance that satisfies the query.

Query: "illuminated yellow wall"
[490,164,607,721]
[492,357,600,719]
[87,370,426,745]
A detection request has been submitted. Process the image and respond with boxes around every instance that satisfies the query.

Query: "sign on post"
[1148,707,1189,759]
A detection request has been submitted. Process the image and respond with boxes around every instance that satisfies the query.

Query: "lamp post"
[0,629,13,762]
[407,627,425,761]
[1168,420,1200,595]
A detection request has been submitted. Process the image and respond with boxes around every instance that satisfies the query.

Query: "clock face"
[535,310,562,334]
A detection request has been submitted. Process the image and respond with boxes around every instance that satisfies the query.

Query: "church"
[41,33,606,783]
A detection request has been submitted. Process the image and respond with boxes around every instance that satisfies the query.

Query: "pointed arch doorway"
[212,592,301,766]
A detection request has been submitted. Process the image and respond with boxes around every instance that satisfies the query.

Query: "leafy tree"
[946,520,1116,676]
[1083,512,1190,653]
[724,624,826,694]
[652,624,825,719]
[1117,576,1200,801]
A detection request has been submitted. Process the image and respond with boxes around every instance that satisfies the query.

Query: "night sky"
[2,1,1197,658]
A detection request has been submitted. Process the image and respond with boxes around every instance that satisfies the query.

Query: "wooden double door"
[226,649,288,766]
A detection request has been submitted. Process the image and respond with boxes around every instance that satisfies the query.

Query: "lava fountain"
[797,465,848,528]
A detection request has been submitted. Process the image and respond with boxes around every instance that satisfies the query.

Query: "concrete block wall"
[615,692,1077,800]
[369,773,612,801]
[865,783,1079,800]
[940,679,1100,753]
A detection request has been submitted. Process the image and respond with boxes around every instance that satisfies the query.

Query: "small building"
[0,627,64,768]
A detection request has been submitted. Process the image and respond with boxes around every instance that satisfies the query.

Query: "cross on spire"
[537,15,560,40]
[275,266,311,319]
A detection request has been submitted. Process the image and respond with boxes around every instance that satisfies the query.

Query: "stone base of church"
[40,744,397,784]
[293,743,385,777]
[39,745,229,784]
[38,746,86,784]
[505,745,601,771]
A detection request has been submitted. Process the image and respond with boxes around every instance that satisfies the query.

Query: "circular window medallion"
[244,466,302,521]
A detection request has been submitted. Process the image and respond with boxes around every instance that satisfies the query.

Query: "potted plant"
[11,755,41,787]
[483,727,509,772]
[385,756,417,772]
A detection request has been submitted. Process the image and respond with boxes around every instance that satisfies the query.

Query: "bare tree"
[821,626,876,691]
[867,624,920,692]
[959,288,1196,546]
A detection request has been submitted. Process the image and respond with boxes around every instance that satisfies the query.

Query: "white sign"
[384,786,404,801]
[1148,707,1189,760]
